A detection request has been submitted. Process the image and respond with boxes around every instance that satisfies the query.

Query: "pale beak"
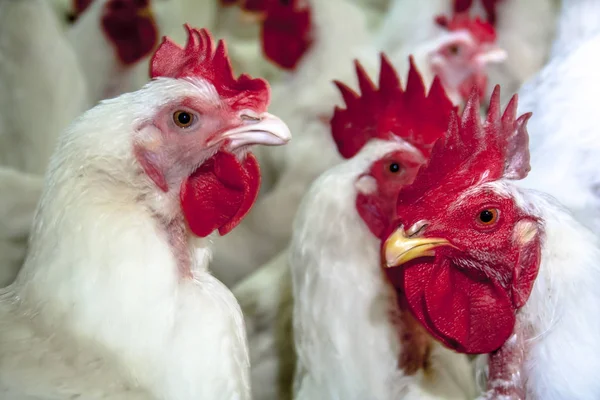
[383,226,453,268]
[209,112,292,150]
[474,46,507,68]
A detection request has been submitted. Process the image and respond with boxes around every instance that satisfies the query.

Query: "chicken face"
[135,27,291,238]
[431,14,506,101]
[101,0,158,65]
[355,148,425,238]
[382,88,539,355]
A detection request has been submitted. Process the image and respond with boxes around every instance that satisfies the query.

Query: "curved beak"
[383,226,453,268]
[209,112,292,150]
[474,45,507,68]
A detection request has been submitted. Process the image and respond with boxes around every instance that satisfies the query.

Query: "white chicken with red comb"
[0,26,290,399]
[210,0,506,285]
[384,88,600,399]
[235,56,476,400]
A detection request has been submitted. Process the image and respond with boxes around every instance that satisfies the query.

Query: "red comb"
[261,0,313,70]
[454,0,504,25]
[436,13,497,43]
[330,54,456,159]
[74,0,94,16]
[150,25,270,111]
[397,86,531,204]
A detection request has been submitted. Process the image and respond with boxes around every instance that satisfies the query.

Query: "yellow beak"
[383,227,453,268]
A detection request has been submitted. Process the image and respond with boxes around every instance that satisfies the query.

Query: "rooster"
[210,0,505,286]
[234,57,476,400]
[0,26,290,399]
[291,55,476,400]
[383,87,600,399]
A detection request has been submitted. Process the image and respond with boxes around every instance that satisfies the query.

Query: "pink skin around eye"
[355,150,424,239]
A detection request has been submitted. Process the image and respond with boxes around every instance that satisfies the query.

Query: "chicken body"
[291,140,475,400]
[517,0,600,233]
[0,26,291,397]
[0,83,252,399]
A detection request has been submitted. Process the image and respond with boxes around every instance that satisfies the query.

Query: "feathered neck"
[10,143,249,399]
[550,0,600,56]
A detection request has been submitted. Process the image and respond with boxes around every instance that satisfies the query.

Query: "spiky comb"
[435,12,497,44]
[454,0,503,25]
[397,86,531,205]
[150,25,270,111]
[330,54,456,159]
[261,0,313,70]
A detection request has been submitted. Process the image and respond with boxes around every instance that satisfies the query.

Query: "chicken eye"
[173,111,194,128]
[448,44,460,56]
[388,162,401,174]
[477,208,499,225]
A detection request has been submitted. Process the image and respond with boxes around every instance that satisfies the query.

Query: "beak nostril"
[241,114,261,123]
[407,220,429,237]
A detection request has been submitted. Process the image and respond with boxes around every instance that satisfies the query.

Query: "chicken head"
[331,55,456,238]
[430,13,506,102]
[383,87,541,355]
[133,26,290,238]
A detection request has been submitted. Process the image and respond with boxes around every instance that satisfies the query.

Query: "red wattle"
[400,259,515,354]
[180,151,261,238]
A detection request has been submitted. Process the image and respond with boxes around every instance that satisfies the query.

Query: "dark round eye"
[448,44,460,55]
[173,111,194,128]
[388,163,401,174]
[477,209,499,225]
[66,12,78,23]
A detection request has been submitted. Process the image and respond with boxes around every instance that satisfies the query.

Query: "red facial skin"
[134,97,261,238]
[356,149,425,239]
[101,0,158,66]
[454,0,504,25]
[388,185,542,355]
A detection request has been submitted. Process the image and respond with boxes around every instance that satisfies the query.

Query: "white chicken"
[212,0,505,286]
[0,26,290,399]
[235,57,476,400]
[517,0,600,233]
[383,87,600,399]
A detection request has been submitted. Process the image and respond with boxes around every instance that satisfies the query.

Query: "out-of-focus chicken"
[0,168,43,288]
[384,87,600,399]
[67,0,160,103]
[0,0,88,174]
[0,0,89,286]
[211,0,504,286]
[377,0,558,103]
[292,58,475,400]
[0,26,290,399]
[516,0,600,234]
[234,58,476,400]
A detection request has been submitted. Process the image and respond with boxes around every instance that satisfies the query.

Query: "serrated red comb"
[397,86,531,205]
[330,54,456,159]
[436,12,497,44]
[150,25,270,112]
[454,0,504,25]
[261,0,313,70]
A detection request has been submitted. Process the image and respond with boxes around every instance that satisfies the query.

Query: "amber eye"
[173,111,194,128]
[448,44,460,55]
[388,162,401,174]
[477,208,499,225]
